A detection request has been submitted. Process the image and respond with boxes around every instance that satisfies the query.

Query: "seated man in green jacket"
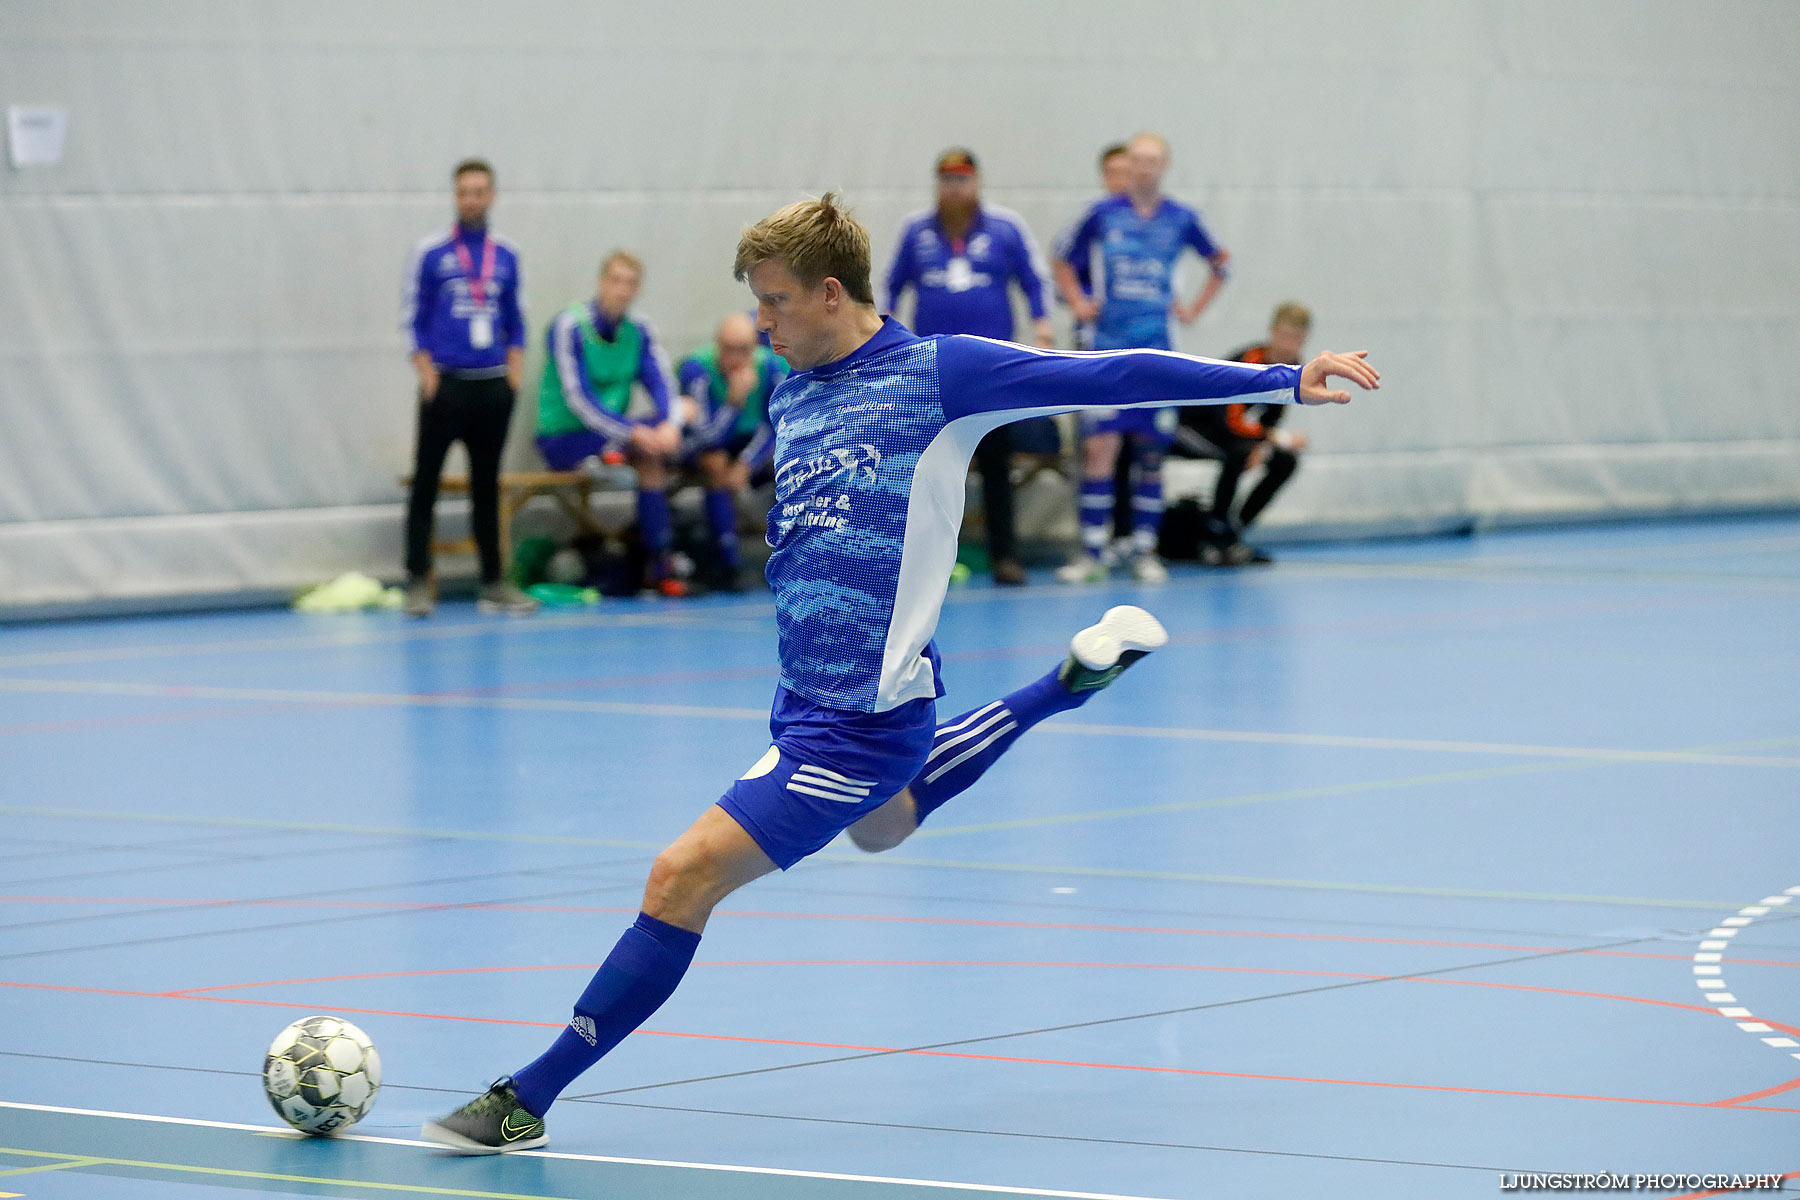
[537,251,686,596]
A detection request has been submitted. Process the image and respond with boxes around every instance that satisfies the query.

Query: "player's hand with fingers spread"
[1298,350,1380,405]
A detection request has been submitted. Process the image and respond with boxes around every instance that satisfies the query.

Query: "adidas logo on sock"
[571,1015,597,1046]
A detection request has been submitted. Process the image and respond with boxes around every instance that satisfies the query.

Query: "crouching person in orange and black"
[1172,302,1313,565]
[536,251,688,596]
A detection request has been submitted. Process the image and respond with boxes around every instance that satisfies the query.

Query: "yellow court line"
[0,1146,584,1200]
[0,1155,101,1178]
[911,757,1595,839]
[843,854,1743,911]
[914,732,1800,839]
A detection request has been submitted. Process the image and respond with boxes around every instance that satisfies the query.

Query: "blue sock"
[1078,478,1113,557]
[509,912,700,1117]
[704,488,740,571]
[637,489,671,559]
[909,667,1090,823]
[1131,473,1164,554]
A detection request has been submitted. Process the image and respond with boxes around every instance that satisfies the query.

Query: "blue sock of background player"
[508,656,1122,1118]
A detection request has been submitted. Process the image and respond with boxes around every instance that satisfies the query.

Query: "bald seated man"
[675,313,789,590]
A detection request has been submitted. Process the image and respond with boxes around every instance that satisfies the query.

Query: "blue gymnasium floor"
[1,515,1797,1200]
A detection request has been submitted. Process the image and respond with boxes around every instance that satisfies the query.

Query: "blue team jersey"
[882,206,1049,341]
[676,346,785,468]
[764,318,1300,712]
[403,225,527,372]
[1059,194,1222,350]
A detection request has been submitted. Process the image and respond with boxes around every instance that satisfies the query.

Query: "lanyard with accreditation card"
[452,229,498,349]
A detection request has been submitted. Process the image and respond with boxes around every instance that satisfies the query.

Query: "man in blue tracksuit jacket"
[424,192,1380,1151]
[883,148,1055,586]
[400,158,536,616]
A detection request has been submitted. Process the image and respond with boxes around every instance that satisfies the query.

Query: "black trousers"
[1212,445,1299,530]
[404,374,516,583]
[972,426,1017,565]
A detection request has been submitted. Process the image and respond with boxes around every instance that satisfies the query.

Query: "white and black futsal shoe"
[422,1077,548,1154]
[1058,605,1169,694]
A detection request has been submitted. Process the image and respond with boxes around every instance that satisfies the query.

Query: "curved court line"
[1690,885,1800,1079]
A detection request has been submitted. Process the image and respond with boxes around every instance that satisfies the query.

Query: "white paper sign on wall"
[8,106,69,167]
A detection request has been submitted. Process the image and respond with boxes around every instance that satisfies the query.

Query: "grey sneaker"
[1055,556,1110,585]
[477,582,539,615]
[403,578,435,618]
[1058,605,1168,694]
[1128,553,1169,584]
[422,1078,548,1155]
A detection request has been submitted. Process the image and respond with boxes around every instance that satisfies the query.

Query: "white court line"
[0,1100,1174,1199]
[1689,888,1800,1068]
[0,605,776,671]
[2,675,1797,768]
[1041,722,1800,768]
[0,677,768,722]
[1274,560,1800,593]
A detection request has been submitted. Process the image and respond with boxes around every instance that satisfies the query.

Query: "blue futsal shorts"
[717,685,937,870]
[537,430,619,471]
[1080,405,1179,446]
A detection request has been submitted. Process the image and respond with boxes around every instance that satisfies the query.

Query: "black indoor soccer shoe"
[1058,605,1169,694]
[421,1078,548,1154]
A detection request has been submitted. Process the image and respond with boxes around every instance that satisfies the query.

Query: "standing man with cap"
[401,158,539,617]
[884,148,1054,587]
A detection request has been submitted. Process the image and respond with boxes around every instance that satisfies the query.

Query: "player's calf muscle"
[847,791,918,854]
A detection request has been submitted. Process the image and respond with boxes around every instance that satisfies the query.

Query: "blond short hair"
[600,250,643,278]
[1272,301,1311,331]
[733,192,875,305]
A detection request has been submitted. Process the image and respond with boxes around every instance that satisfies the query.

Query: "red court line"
[3,895,1765,957]
[1709,1076,1800,1107]
[1667,1170,1800,1199]
[0,701,316,738]
[11,896,1800,972]
[165,959,1796,1038]
[5,976,1797,1114]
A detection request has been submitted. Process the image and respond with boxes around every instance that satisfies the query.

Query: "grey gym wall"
[3,0,1797,606]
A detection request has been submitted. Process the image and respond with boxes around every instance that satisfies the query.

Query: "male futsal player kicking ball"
[424,194,1378,1152]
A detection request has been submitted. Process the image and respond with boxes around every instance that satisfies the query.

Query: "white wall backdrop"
[3,0,1797,606]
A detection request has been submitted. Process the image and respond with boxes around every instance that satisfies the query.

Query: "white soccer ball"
[262,1015,381,1135]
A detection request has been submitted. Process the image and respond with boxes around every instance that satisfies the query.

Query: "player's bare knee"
[643,844,704,913]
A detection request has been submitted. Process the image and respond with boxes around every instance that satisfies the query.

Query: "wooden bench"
[401,470,607,568]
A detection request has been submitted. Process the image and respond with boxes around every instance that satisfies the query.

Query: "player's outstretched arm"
[1297,350,1380,405]
[938,335,1305,424]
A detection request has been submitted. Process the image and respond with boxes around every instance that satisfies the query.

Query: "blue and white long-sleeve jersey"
[766,318,1301,712]
[884,206,1051,341]
[402,224,526,374]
